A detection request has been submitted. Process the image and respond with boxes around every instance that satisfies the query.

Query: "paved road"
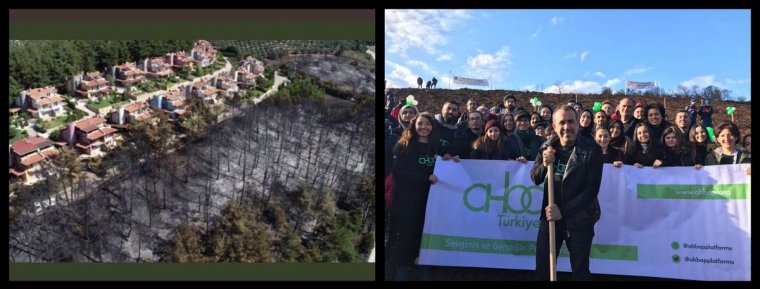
[252,70,288,104]
[76,100,97,117]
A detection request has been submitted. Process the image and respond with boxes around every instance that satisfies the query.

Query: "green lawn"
[89,98,127,109]
[40,115,70,130]
[9,127,28,143]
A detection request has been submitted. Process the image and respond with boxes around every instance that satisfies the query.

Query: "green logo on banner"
[462,172,543,215]
[671,241,679,250]
[672,254,681,264]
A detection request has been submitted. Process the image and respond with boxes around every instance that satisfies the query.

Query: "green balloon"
[706,126,716,143]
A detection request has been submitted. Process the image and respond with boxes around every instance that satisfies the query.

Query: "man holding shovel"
[531,106,604,281]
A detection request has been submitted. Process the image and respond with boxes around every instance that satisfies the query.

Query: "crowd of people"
[384,91,751,280]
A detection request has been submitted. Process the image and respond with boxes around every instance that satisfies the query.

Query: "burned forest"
[9,97,376,263]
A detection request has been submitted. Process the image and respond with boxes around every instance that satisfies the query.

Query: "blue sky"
[385,9,751,100]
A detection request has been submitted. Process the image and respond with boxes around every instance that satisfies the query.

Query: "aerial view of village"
[8,40,376,263]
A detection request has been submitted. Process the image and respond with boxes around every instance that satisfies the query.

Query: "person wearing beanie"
[471,120,520,160]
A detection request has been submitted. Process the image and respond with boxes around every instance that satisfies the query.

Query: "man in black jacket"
[531,106,604,281]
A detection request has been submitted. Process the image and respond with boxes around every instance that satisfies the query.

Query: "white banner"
[419,157,751,281]
[453,76,489,86]
[626,80,656,90]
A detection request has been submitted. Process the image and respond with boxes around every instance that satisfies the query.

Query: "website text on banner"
[418,157,750,281]
[453,76,489,86]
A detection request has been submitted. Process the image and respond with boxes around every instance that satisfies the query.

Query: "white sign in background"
[419,157,750,281]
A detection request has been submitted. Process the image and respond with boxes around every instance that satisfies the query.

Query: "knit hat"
[485,120,500,132]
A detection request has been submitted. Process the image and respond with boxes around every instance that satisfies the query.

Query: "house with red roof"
[16,86,68,120]
[9,137,59,185]
[113,62,146,90]
[73,71,110,99]
[62,116,119,156]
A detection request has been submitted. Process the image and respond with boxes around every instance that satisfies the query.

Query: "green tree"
[207,202,272,262]
[167,224,206,262]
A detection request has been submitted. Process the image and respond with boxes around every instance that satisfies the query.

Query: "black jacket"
[452,128,481,159]
[531,134,604,234]
[659,148,695,167]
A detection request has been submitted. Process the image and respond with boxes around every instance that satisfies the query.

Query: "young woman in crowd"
[625,122,660,168]
[471,120,521,161]
[594,125,623,168]
[658,126,697,168]
[392,104,418,136]
[689,123,717,166]
[539,105,553,124]
[501,112,516,137]
[530,112,543,133]
[579,109,595,139]
[389,113,441,280]
[608,119,631,155]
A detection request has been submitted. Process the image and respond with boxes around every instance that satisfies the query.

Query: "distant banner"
[418,157,751,281]
[627,80,656,90]
[453,76,489,86]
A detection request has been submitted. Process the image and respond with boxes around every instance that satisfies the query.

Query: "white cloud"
[465,46,512,83]
[551,17,564,26]
[436,54,452,61]
[680,75,723,89]
[564,52,578,59]
[531,27,542,39]
[385,9,472,57]
[406,59,438,76]
[625,66,653,75]
[726,77,751,85]
[385,60,421,88]
[604,78,621,87]
[440,76,452,88]
[595,71,606,78]
[543,80,604,94]
[580,51,590,61]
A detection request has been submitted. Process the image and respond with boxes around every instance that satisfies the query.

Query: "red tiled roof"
[25,87,58,100]
[11,137,55,156]
[75,116,106,132]
[20,148,58,167]
[86,127,118,141]
[172,100,185,107]
[35,95,66,106]
[133,112,153,121]
[165,90,184,100]
[200,88,220,96]
[124,102,148,113]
